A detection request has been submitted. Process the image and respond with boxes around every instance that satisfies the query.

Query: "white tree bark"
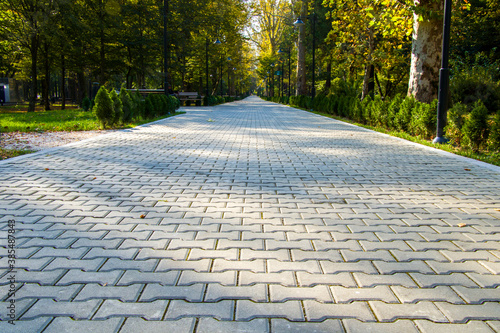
[407,0,443,103]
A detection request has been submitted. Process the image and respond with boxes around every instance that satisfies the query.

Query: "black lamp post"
[215,38,222,96]
[205,38,210,104]
[433,0,452,144]
[227,57,232,97]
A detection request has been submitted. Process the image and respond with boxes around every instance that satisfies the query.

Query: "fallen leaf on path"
[140,214,146,219]
[464,168,471,171]
[457,223,467,227]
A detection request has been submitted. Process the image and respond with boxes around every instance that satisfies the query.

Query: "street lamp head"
[294,17,305,27]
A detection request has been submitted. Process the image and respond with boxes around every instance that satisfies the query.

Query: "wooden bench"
[177,92,203,104]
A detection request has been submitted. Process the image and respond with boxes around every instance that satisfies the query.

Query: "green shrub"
[369,95,387,127]
[144,96,155,119]
[462,100,489,151]
[352,98,363,123]
[489,111,500,151]
[410,99,437,139]
[451,67,500,114]
[94,87,114,128]
[110,89,123,125]
[445,102,468,145]
[119,87,133,123]
[387,94,404,129]
[394,96,415,132]
[82,97,91,111]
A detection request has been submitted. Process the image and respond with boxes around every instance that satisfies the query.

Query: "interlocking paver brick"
[2,96,500,329]
[9,269,66,285]
[0,318,51,333]
[414,320,496,333]
[435,302,500,323]
[119,318,196,333]
[43,317,123,333]
[270,285,333,302]
[236,300,304,321]
[212,259,266,273]
[198,318,270,333]
[452,286,500,304]
[15,284,81,301]
[240,271,296,286]
[178,271,237,286]
[205,284,268,302]
[57,270,122,286]
[390,250,448,262]
[331,286,398,303]
[22,299,100,320]
[391,286,464,304]
[297,272,357,287]
[94,299,168,320]
[304,300,375,321]
[343,319,419,333]
[166,300,234,320]
[272,319,343,332]
[321,261,378,274]
[353,273,417,287]
[74,284,142,301]
[410,273,479,287]
[117,271,179,286]
[370,301,448,322]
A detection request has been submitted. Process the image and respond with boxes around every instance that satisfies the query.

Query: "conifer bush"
[394,96,415,132]
[445,102,468,146]
[489,111,500,151]
[462,100,489,151]
[119,86,133,123]
[82,97,91,111]
[110,89,123,125]
[94,86,115,128]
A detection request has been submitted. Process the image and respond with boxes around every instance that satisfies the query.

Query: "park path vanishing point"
[1,95,500,332]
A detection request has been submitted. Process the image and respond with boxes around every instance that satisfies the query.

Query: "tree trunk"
[296,0,307,96]
[61,54,66,110]
[362,64,375,100]
[325,58,332,90]
[407,0,443,103]
[43,42,51,111]
[28,35,39,113]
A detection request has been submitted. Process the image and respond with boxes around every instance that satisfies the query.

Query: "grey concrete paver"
[1,96,500,330]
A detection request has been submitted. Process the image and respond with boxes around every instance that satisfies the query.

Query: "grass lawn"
[0,103,184,133]
[0,103,185,160]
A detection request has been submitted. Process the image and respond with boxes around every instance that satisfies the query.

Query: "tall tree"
[407,0,444,103]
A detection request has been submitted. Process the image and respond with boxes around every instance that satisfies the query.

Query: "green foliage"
[490,112,500,151]
[394,96,415,132]
[110,89,123,125]
[82,97,91,112]
[410,99,437,139]
[144,96,155,119]
[462,100,489,151]
[94,87,115,128]
[451,67,500,114]
[445,102,468,146]
[119,87,133,123]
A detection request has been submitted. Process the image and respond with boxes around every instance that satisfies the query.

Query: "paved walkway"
[1,96,500,332]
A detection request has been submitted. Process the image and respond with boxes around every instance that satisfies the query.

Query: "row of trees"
[254,0,499,107]
[0,0,257,112]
